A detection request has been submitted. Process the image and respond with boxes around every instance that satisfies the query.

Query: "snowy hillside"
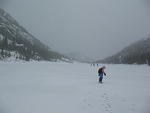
[0,62,149,113]
[96,38,150,65]
[0,8,65,61]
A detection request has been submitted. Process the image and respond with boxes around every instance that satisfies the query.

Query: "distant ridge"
[95,37,150,65]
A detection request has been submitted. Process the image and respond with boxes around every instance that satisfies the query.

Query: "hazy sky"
[1,0,150,59]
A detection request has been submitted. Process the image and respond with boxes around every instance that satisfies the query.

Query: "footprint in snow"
[101,93,113,113]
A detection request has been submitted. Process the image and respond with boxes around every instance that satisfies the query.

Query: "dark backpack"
[98,68,102,74]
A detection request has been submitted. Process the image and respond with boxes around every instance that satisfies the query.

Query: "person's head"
[102,66,106,69]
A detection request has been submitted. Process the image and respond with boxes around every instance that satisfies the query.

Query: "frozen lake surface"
[0,62,150,113]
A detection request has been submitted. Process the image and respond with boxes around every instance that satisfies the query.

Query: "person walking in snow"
[98,66,106,83]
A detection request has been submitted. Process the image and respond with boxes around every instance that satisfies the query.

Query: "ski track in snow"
[0,62,150,113]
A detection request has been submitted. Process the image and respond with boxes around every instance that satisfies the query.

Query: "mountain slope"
[0,8,64,61]
[96,38,150,65]
[65,52,94,63]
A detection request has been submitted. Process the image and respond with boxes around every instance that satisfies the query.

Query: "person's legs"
[99,77,103,83]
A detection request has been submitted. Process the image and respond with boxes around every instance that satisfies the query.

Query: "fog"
[1,0,150,59]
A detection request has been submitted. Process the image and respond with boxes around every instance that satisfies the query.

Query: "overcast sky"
[1,0,150,59]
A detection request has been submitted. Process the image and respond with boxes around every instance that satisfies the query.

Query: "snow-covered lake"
[0,62,150,113]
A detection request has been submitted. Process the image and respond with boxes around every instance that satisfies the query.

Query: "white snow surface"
[0,62,150,113]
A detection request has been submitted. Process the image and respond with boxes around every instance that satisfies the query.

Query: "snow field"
[0,62,150,113]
